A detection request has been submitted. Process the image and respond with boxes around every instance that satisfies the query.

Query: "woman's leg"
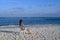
[27,29,35,37]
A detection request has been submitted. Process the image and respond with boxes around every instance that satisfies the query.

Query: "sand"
[0,24,60,40]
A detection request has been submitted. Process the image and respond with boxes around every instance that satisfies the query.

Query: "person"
[19,19,34,37]
[19,19,25,30]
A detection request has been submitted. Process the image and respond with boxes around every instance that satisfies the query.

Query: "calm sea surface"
[0,17,60,26]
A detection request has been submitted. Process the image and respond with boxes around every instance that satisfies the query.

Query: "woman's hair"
[19,19,23,26]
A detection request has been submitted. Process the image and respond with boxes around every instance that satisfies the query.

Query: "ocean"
[0,17,60,26]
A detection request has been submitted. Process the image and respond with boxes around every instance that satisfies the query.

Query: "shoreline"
[0,24,60,27]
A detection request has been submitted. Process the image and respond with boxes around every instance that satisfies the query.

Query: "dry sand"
[0,24,60,40]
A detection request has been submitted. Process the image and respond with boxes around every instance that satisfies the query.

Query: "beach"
[0,24,60,40]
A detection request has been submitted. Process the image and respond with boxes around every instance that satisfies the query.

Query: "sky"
[0,0,60,17]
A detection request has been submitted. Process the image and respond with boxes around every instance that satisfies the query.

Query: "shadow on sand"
[0,30,19,34]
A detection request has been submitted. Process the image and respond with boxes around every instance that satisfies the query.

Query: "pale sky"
[0,0,60,17]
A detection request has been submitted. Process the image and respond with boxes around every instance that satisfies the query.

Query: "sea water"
[0,17,60,26]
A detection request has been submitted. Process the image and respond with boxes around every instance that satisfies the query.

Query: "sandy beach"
[0,24,60,40]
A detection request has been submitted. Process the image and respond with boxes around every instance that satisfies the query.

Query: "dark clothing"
[19,19,23,26]
[19,19,25,30]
